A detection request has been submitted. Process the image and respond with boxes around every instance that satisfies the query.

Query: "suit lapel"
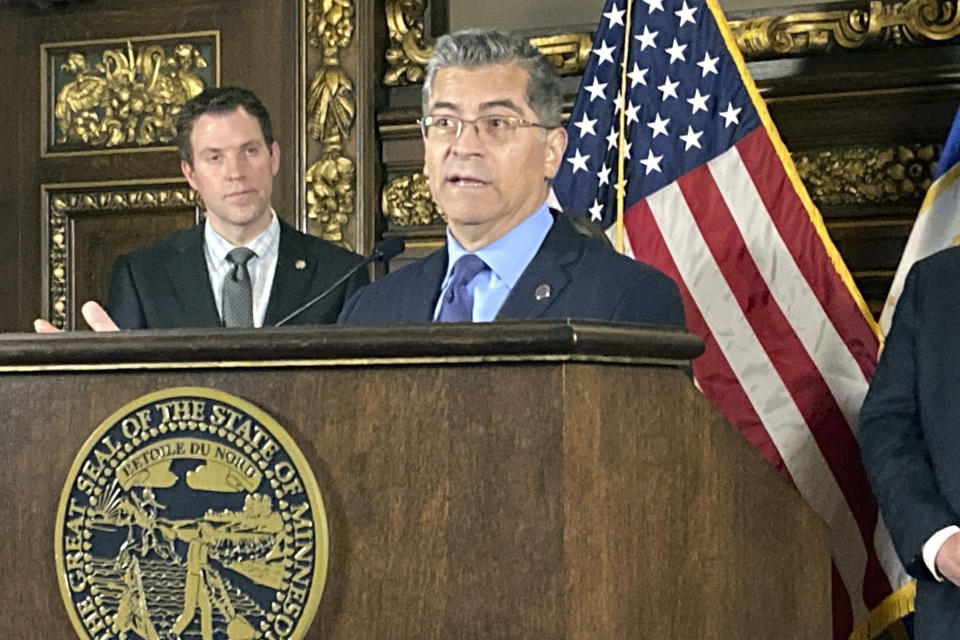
[406,247,449,322]
[165,223,221,326]
[496,214,581,320]
[263,221,315,325]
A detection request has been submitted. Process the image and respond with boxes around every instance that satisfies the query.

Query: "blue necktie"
[436,254,488,323]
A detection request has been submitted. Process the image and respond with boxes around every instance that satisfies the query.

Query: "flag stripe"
[645,179,868,619]
[675,154,893,606]
[736,129,879,379]
[732,129,906,600]
[833,563,855,640]
[622,201,788,470]
[712,133,870,432]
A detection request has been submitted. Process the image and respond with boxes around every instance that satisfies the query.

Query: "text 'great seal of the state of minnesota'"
[55,387,328,640]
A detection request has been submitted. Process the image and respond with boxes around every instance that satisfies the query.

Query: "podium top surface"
[0,320,703,370]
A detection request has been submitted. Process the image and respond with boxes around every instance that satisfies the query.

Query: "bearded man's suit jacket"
[108,219,367,329]
[859,246,960,640]
[338,212,686,328]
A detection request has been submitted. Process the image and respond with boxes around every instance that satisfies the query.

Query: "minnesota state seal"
[55,387,328,640]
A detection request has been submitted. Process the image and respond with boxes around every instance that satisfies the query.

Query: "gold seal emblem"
[55,387,328,640]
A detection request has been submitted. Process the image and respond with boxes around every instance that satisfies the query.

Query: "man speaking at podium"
[338,30,685,328]
[35,86,366,331]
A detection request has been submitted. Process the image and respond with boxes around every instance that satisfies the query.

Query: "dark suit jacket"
[108,219,367,329]
[338,212,685,328]
[859,246,960,640]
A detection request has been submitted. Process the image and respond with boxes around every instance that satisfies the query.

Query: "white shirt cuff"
[923,525,960,581]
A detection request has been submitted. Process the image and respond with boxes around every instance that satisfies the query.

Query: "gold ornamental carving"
[43,33,218,155]
[382,172,444,227]
[381,0,960,82]
[731,0,960,59]
[44,183,199,329]
[305,0,356,244]
[306,155,356,242]
[382,0,593,85]
[793,144,939,205]
[49,186,198,212]
[529,34,594,77]
[384,0,431,86]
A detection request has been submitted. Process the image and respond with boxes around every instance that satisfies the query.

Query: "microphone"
[274,236,405,327]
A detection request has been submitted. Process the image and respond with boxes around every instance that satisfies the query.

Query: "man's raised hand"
[33,301,119,333]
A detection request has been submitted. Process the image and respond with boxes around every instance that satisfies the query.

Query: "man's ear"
[181,160,198,190]
[270,140,281,176]
[543,127,568,180]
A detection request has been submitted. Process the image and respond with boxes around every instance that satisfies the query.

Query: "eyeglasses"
[418,115,553,144]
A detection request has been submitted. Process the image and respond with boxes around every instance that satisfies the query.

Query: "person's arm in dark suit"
[859,264,958,580]
[609,267,686,329]
[106,254,148,330]
[337,282,365,324]
[296,253,369,326]
[340,264,370,308]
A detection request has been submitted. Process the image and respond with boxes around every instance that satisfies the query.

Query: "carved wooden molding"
[731,0,960,59]
[41,32,218,156]
[382,172,444,227]
[381,0,960,85]
[42,182,198,329]
[304,0,357,244]
[382,2,591,86]
[384,0,430,86]
[529,33,593,76]
[793,144,938,205]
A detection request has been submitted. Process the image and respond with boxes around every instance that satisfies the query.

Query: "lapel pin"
[295,259,307,270]
[535,284,551,301]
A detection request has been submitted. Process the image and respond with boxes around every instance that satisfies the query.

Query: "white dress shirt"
[203,211,280,327]
[924,525,960,581]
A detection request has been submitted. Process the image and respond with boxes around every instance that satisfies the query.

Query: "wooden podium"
[0,321,829,639]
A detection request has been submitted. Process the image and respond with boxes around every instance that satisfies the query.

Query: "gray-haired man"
[339,29,685,327]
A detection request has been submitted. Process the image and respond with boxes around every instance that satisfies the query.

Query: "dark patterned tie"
[222,247,256,327]
[436,254,488,323]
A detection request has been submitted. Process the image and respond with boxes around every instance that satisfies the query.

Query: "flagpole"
[614,0,634,254]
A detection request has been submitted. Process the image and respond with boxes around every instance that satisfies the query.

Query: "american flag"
[550,0,909,636]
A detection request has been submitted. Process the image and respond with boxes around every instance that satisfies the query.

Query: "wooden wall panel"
[0,10,23,332]
[68,205,198,327]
